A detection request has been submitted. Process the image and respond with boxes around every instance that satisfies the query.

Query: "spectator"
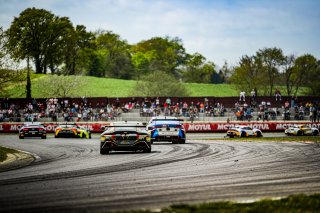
[165,97,171,106]
[275,89,281,101]
[239,91,245,102]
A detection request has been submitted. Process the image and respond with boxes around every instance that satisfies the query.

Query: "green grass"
[0,146,18,162]
[3,74,307,98]
[110,194,320,213]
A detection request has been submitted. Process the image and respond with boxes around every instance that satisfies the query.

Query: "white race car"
[226,125,263,138]
[285,124,319,136]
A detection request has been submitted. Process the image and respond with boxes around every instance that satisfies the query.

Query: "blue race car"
[147,117,186,144]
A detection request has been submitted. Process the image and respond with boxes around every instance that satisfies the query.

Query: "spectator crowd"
[0,95,319,123]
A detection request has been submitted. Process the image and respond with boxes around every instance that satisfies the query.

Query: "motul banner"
[184,122,320,132]
[0,122,319,133]
[0,123,109,133]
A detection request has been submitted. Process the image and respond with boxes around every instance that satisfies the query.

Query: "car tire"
[241,131,246,137]
[297,130,302,136]
[313,130,319,136]
[100,148,109,155]
[42,136,46,139]
[256,131,262,137]
[19,136,24,139]
[144,148,151,153]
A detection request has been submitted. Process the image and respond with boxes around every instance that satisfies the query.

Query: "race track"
[0,134,320,213]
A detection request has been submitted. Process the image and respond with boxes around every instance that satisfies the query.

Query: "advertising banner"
[0,122,319,133]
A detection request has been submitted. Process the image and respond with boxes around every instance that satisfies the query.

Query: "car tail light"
[137,134,146,140]
[23,128,28,131]
[105,134,116,140]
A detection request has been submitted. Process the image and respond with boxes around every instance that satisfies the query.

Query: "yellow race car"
[226,125,263,138]
[285,124,319,136]
[54,123,91,138]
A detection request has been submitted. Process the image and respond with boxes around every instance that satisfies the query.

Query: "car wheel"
[313,130,319,136]
[100,148,109,154]
[82,134,86,138]
[19,136,24,139]
[241,131,247,137]
[42,136,47,139]
[297,130,302,136]
[256,131,262,137]
[144,148,151,153]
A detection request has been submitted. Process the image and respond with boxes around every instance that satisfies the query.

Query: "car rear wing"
[100,124,147,131]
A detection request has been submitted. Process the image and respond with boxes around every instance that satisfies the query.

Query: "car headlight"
[100,136,106,141]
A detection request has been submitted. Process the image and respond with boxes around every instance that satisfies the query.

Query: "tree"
[256,47,285,95]
[34,75,86,98]
[282,54,296,96]
[230,55,264,94]
[294,54,318,96]
[182,53,216,83]
[45,16,74,74]
[132,71,189,97]
[6,8,56,73]
[26,58,31,98]
[63,25,94,75]
[218,61,233,83]
[0,26,24,96]
[86,30,133,79]
[307,60,320,95]
[6,8,93,75]
[132,36,187,77]
[131,51,152,80]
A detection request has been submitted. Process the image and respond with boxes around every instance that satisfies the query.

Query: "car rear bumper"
[101,141,151,151]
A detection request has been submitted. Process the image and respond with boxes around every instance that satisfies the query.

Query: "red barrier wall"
[1,122,319,133]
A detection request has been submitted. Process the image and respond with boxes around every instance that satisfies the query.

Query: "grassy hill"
[4,74,306,98]
[5,75,240,98]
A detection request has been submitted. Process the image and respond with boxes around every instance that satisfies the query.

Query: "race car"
[19,122,47,139]
[100,121,151,154]
[226,125,263,138]
[147,117,186,144]
[54,123,91,138]
[285,124,319,136]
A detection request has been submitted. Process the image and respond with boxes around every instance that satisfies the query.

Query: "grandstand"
[1,96,319,123]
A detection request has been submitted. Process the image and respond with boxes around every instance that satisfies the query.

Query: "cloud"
[0,0,319,67]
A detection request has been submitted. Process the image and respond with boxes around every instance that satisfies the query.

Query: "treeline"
[1,7,319,97]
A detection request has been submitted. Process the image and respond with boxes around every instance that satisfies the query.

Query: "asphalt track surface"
[0,133,320,213]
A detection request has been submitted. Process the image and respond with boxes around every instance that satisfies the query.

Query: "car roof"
[149,116,183,123]
[149,120,182,125]
[58,124,77,127]
[23,122,43,126]
[110,121,146,127]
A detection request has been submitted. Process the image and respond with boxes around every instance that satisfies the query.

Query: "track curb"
[0,148,36,172]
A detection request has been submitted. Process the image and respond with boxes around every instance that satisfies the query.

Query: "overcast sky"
[0,0,319,67]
